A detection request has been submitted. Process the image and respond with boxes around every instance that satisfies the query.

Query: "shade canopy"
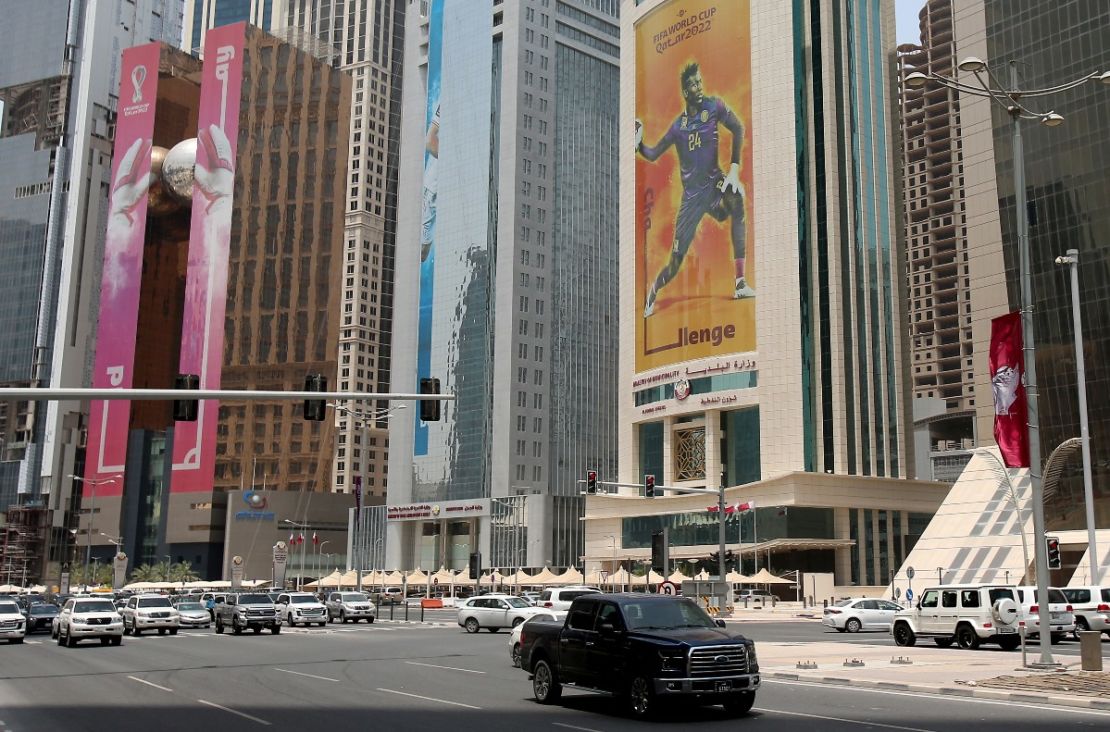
[405,568,429,585]
[529,566,563,585]
[555,567,583,584]
[667,570,691,584]
[750,568,793,584]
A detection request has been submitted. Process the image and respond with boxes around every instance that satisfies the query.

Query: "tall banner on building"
[634,0,755,372]
[84,42,162,496]
[171,22,246,492]
[990,311,1029,468]
[413,0,444,456]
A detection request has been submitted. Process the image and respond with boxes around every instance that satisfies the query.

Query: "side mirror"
[715,619,727,628]
[598,622,617,635]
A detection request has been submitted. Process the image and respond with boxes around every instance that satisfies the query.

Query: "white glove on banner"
[634,118,644,151]
[721,162,743,195]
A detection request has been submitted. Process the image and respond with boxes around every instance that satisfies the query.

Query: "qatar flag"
[990,312,1030,468]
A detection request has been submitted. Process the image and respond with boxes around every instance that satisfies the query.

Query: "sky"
[896,0,924,45]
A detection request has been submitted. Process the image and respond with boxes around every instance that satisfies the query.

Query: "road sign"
[658,580,677,596]
[893,587,902,600]
[906,566,915,580]
[905,588,914,601]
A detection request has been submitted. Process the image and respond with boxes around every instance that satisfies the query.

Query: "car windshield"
[833,599,853,607]
[138,597,172,608]
[75,600,116,613]
[291,596,316,604]
[506,597,531,608]
[0,602,18,613]
[238,594,270,604]
[1047,589,1068,604]
[177,602,203,611]
[341,594,368,602]
[623,599,716,630]
[30,605,58,615]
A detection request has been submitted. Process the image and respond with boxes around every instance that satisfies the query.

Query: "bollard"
[772,596,777,608]
[1079,631,1103,671]
[390,601,395,620]
[420,603,425,623]
[822,599,828,610]
[405,599,410,622]
[1020,623,1026,668]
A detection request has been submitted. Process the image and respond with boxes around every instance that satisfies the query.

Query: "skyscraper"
[385,0,620,571]
[183,0,281,52]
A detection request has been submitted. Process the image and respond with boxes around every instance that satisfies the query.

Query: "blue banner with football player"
[414,0,444,456]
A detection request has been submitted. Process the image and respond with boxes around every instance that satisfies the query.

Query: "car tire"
[215,619,224,634]
[100,637,110,646]
[722,691,755,717]
[626,675,655,719]
[997,636,1020,651]
[340,611,348,624]
[367,617,374,624]
[465,617,480,634]
[232,618,243,635]
[271,625,281,635]
[287,614,296,628]
[532,659,562,704]
[169,628,178,635]
[1050,633,1064,645]
[955,624,980,650]
[158,628,166,635]
[893,622,916,647]
[65,631,76,648]
[512,617,525,628]
[512,642,522,668]
[934,637,954,648]
[133,627,142,637]
[1073,617,1090,640]
[11,637,24,645]
[56,628,65,646]
[51,625,57,640]
[845,618,862,633]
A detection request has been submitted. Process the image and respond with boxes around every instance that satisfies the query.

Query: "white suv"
[0,599,26,644]
[1013,586,1074,642]
[537,587,602,612]
[891,584,1021,650]
[56,597,124,647]
[122,594,180,636]
[457,594,547,633]
[1060,586,1110,639]
[275,592,328,627]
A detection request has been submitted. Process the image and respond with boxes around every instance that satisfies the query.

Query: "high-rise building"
[183,0,282,52]
[385,0,621,571]
[954,0,1110,534]
[897,0,977,484]
[0,0,183,574]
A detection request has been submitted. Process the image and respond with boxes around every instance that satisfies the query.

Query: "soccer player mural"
[635,0,755,372]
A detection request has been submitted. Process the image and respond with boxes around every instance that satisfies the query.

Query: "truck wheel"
[133,627,142,637]
[512,643,522,668]
[169,628,177,636]
[101,637,110,646]
[232,618,243,635]
[723,691,755,716]
[340,611,348,624]
[215,618,224,634]
[367,616,374,624]
[253,627,263,635]
[287,614,296,628]
[532,659,562,704]
[158,628,166,635]
[111,636,122,646]
[627,675,655,719]
[955,624,980,650]
[271,625,281,635]
[465,617,480,634]
[893,622,916,647]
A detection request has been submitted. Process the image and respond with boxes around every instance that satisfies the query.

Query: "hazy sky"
[897,0,924,45]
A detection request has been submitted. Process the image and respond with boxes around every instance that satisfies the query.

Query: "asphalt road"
[1,621,1108,731]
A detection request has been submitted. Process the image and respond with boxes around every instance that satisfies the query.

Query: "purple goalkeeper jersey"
[640,96,743,198]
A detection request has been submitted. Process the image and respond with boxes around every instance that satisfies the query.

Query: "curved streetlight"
[905,57,1109,668]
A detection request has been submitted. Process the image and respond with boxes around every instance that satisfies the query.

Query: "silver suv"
[327,591,377,623]
[891,584,1021,650]
[1060,586,1110,639]
[122,594,180,636]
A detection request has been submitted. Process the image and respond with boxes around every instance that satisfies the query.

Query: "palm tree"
[167,562,197,583]
[129,563,162,583]
[70,563,113,587]
[152,560,173,582]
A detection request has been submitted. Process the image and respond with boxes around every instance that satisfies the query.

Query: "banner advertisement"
[84,42,162,496]
[414,0,444,456]
[60,572,71,595]
[171,22,246,492]
[272,542,288,589]
[112,552,129,590]
[635,0,755,372]
[990,311,1029,468]
[230,555,244,590]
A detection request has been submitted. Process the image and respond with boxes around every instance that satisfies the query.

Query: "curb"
[375,619,454,628]
[762,671,1110,711]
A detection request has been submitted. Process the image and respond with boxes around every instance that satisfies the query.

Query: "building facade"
[183,0,281,52]
[385,0,620,571]
[599,0,926,588]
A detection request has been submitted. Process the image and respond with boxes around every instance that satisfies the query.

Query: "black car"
[26,603,60,633]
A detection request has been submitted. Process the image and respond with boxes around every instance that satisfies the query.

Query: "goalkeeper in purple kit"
[637,62,753,318]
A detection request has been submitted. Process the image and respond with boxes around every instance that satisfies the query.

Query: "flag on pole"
[312,531,319,546]
[990,311,1029,467]
[289,531,295,544]
[298,532,305,546]
[708,501,755,514]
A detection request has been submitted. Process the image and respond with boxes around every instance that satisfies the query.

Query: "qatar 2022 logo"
[236,490,274,521]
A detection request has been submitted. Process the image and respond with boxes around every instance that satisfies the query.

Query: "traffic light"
[586,470,598,495]
[420,377,441,421]
[645,474,656,498]
[469,552,481,580]
[651,530,666,574]
[1046,536,1062,570]
[303,374,327,421]
[172,373,200,421]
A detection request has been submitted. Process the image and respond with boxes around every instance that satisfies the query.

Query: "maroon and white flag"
[990,312,1030,468]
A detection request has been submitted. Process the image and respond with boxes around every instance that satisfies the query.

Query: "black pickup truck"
[519,593,759,718]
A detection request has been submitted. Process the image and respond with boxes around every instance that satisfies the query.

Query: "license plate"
[998,627,1016,634]
[715,681,731,693]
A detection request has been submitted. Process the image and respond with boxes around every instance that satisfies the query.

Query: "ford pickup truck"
[519,593,759,718]
[214,593,281,635]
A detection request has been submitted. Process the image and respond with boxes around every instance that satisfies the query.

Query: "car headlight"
[71,617,86,625]
[658,651,685,671]
[111,614,122,623]
[747,644,758,666]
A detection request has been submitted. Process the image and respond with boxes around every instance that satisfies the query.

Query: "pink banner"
[990,311,1030,468]
[83,42,162,497]
[170,22,246,493]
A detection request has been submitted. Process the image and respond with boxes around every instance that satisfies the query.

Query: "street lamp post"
[69,474,122,587]
[1054,249,1099,584]
[905,60,1109,668]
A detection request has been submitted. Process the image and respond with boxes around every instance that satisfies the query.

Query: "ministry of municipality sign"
[387,497,491,522]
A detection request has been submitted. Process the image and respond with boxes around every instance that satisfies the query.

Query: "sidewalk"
[756,639,1110,711]
[719,601,822,622]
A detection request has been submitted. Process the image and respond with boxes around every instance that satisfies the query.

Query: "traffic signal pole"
[0,387,455,404]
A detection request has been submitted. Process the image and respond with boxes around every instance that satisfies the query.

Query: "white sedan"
[457,594,548,633]
[510,610,565,667]
[823,598,904,632]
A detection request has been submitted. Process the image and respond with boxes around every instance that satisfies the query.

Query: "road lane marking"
[763,679,1110,717]
[196,699,272,726]
[273,668,340,682]
[553,723,605,732]
[753,708,936,732]
[375,688,481,709]
[404,661,485,674]
[127,676,173,692]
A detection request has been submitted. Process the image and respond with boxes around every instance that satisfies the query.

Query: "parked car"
[214,593,280,635]
[1059,586,1110,639]
[1013,586,1075,642]
[457,594,548,633]
[25,603,60,634]
[736,589,774,603]
[536,586,602,611]
[55,597,124,647]
[325,591,377,623]
[521,592,542,606]
[823,598,904,633]
[275,592,329,627]
[0,599,27,644]
[199,593,229,619]
[121,594,180,636]
[371,587,404,605]
[520,593,760,719]
[173,600,212,628]
[510,610,565,667]
[891,584,1021,650]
